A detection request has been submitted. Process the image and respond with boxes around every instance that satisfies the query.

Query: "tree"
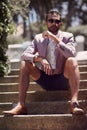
[29,0,87,30]
[9,0,30,38]
[63,0,87,29]
[0,0,11,76]
[30,0,56,21]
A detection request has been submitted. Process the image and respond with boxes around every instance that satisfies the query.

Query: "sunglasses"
[47,19,61,24]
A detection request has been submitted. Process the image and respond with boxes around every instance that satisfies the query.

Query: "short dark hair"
[46,8,61,21]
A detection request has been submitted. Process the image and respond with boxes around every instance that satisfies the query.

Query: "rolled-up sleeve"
[21,39,38,63]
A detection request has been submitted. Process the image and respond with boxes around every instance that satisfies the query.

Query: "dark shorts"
[35,70,69,91]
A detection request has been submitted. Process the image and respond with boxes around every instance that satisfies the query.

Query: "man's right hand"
[40,58,52,75]
[34,56,52,75]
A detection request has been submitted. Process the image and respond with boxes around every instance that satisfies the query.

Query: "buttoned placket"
[46,39,56,69]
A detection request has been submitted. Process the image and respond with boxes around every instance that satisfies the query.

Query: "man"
[3,9,84,115]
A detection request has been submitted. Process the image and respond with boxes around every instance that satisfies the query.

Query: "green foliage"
[30,0,87,30]
[8,0,30,37]
[9,0,30,19]
[0,0,30,76]
[0,0,11,76]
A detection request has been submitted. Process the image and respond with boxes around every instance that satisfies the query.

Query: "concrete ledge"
[0,89,87,102]
[0,100,87,115]
[0,71,86,83]
[0,114,87,130]
[0,80,87,92]
[76,51,87,61]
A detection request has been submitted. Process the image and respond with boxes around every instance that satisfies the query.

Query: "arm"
[59,35,76,58]
[42,31,59,44]
[42,31,76,58]
[21,36,52,75]
[21,39,38,63]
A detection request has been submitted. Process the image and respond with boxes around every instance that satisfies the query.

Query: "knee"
[20,60,32,70]
[65,57,78,70]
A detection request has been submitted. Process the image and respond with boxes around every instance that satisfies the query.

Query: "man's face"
[46,13,62,34]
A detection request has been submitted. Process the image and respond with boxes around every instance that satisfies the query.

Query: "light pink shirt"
[21,30,76,74]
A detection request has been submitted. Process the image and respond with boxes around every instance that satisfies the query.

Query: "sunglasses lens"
[55,20,61,24]
[48,19,53,23]
[48,19,61,24]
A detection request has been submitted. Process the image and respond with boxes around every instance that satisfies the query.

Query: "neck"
[51,30,59,35]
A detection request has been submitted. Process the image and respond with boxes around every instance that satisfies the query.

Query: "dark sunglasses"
[47,19,61,24]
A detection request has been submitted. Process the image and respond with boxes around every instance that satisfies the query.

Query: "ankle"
[17,102,26,108]
[71,99,78,103]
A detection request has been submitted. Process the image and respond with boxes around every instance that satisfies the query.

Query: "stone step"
[80,80,87,89]
[0,80,87,92]
[10,60,20,69]
[9,69,20,75]
[0,75,34,83]
[78,60,87,65]
[0,102,12,115]
[80,72,87,80]
[8,65,87,76]
[8,64,87,76]
[0,114,87,130]
[0,82,42,92]
[0,89,87,103]
[0,75,19,83]
[79,65,87,72]
[0,100,87,115]
[10,59,87,69]
[0,71,87,83]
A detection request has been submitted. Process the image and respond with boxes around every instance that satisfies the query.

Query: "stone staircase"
[0,60,87,130]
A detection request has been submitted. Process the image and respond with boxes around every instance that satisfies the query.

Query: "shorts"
[35,70,69,91]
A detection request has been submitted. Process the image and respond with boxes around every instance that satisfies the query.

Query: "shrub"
[0,0,11,76]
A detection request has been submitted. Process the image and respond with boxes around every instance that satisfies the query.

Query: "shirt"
[46,39,56,69]
[21,30,76,75]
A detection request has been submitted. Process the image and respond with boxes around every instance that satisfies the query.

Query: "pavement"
[76,51,87,61]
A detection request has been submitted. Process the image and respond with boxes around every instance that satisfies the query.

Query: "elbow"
[65,50,76,58]
[69,48,76,57]
[21,53,25,60]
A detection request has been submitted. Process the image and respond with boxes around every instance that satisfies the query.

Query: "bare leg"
[64,57,80,102]
[18,61,40,106]
[3,60,41,115]
[64,57,84,114]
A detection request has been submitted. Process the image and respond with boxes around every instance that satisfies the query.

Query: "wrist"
[49,34,59,44]
[33,56,43,63]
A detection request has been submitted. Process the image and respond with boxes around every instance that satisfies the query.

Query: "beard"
[48,25,59,34]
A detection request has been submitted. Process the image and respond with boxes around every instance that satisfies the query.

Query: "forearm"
[49,33,60,45]
[48,31,60,44]
[42,31,60,45]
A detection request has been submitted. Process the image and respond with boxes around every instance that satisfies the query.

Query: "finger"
[47,68,52,75]
[42,32,48,39]
[45,66,48,75]
[45,65,52,75]
[43,64,47,74]
[43,64,48,74]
